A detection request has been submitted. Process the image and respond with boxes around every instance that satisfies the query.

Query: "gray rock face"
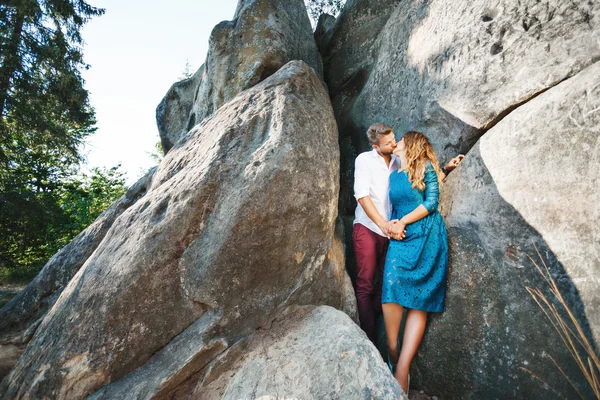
[0,345,21,384]
[313,13,335,54]
[168,306,405,400]
[328,0,599,161]
[420,61,600,399]
[1,61,356,399]
[322,0,400,218]
[0,168,155,346]
[323,0,399,102]
[365,0,598,158]
[319,1,600,398]
[156,0,322,153]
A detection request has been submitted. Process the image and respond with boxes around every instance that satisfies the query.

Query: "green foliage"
[54,165,128,249]
[0,164,127,283]
[304,0,346,26]
[0,0,105,157]
[178,59,193,80]
[0,0,106,283]
[148,140,163,163]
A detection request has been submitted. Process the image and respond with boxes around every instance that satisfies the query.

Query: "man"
[353,123,462,341]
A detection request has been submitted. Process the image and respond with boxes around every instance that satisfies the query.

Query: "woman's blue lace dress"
[382,164,449,312]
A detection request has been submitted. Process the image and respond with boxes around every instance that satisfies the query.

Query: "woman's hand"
[389,220,406,240]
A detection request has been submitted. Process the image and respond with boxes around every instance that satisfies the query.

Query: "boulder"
[1,61,356,399]
[0,345,21,384]
[313,13,335,54]
[156,0,323,153]
[92,306,403,400]
[417,61,600,399]
[329,0,599,160]
[321,2,600,397]
[324,0,600,220]
[0,168,155,381]
[322,0,398,97]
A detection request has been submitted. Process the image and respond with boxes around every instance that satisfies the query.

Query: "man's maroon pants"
[352,223,389,342]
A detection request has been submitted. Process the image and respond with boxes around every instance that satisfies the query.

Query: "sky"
[80,0,239,184]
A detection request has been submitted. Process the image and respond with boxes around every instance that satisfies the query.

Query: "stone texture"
[87,312,228,400]
[0,344,22,384]
[322,0,399,102]
[156,0,322,153]
[415,61,600,399]
[0,167,155,346]
[329,0,599,161]
[313,13,335,54]
[1,61,355,399]
[324,0,600,220]
[320,2,600,397]
[168,306,405,400]
[294,217,358,319]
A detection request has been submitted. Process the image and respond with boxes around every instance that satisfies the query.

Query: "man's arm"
[440,154,465,180]
[357,196,390,234]
[354,155,393,235]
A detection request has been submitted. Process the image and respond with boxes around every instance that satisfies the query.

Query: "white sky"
[80,0,239,184]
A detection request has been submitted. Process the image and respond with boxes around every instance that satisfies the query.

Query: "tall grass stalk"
[523,243,600,399]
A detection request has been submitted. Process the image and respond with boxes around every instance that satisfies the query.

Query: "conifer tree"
[0,0,105,279]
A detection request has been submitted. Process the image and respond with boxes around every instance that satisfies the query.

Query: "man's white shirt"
[353,149,401,237]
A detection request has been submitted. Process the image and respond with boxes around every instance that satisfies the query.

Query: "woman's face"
[393,137,406,156]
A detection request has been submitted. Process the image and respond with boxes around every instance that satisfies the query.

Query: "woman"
[382,131,449,393]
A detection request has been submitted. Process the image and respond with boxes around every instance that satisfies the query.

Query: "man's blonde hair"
[367,123,393,145]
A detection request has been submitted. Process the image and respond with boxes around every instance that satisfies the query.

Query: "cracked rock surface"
[159,306,404,400]
[156,0,322,153]
[1,61,356,400]
[430,61,600,399]
[327,0,599,161]
[321,0,600,398]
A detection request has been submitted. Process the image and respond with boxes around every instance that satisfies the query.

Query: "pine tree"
[0,0,105,279]
[0,0,104,157]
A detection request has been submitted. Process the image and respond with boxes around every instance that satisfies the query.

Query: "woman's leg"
[382,302,404,366]
[395,309,428,393]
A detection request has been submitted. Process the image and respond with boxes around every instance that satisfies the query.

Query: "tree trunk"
[0,6,26,120]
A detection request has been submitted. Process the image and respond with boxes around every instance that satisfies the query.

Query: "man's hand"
[378,220,394,236]
[444,154,464,172]
[388,219,406,240]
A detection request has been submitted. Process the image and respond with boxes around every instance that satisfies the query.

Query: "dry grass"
[521,243,600,399]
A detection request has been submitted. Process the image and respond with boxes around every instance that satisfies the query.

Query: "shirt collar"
[371,149,400,166]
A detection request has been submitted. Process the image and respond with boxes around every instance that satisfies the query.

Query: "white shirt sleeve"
[354,154,370,200]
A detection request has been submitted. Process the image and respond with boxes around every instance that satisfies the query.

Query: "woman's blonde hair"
[403,131,443,191]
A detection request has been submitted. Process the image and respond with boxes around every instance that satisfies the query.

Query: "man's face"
[373,132,396,155]
[393,137,405,156]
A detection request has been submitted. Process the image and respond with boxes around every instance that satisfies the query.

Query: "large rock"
[320,2,600,397]
[92,306,403,399]
[415,61,600,399]
[0,169,155,344]
[1,61,356,399]
[322,0,399,101]
[328,0,599,160]
[313,13,335,54]
[324,0,600,220]
[0,169,155,381]
[156,0,322,153]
